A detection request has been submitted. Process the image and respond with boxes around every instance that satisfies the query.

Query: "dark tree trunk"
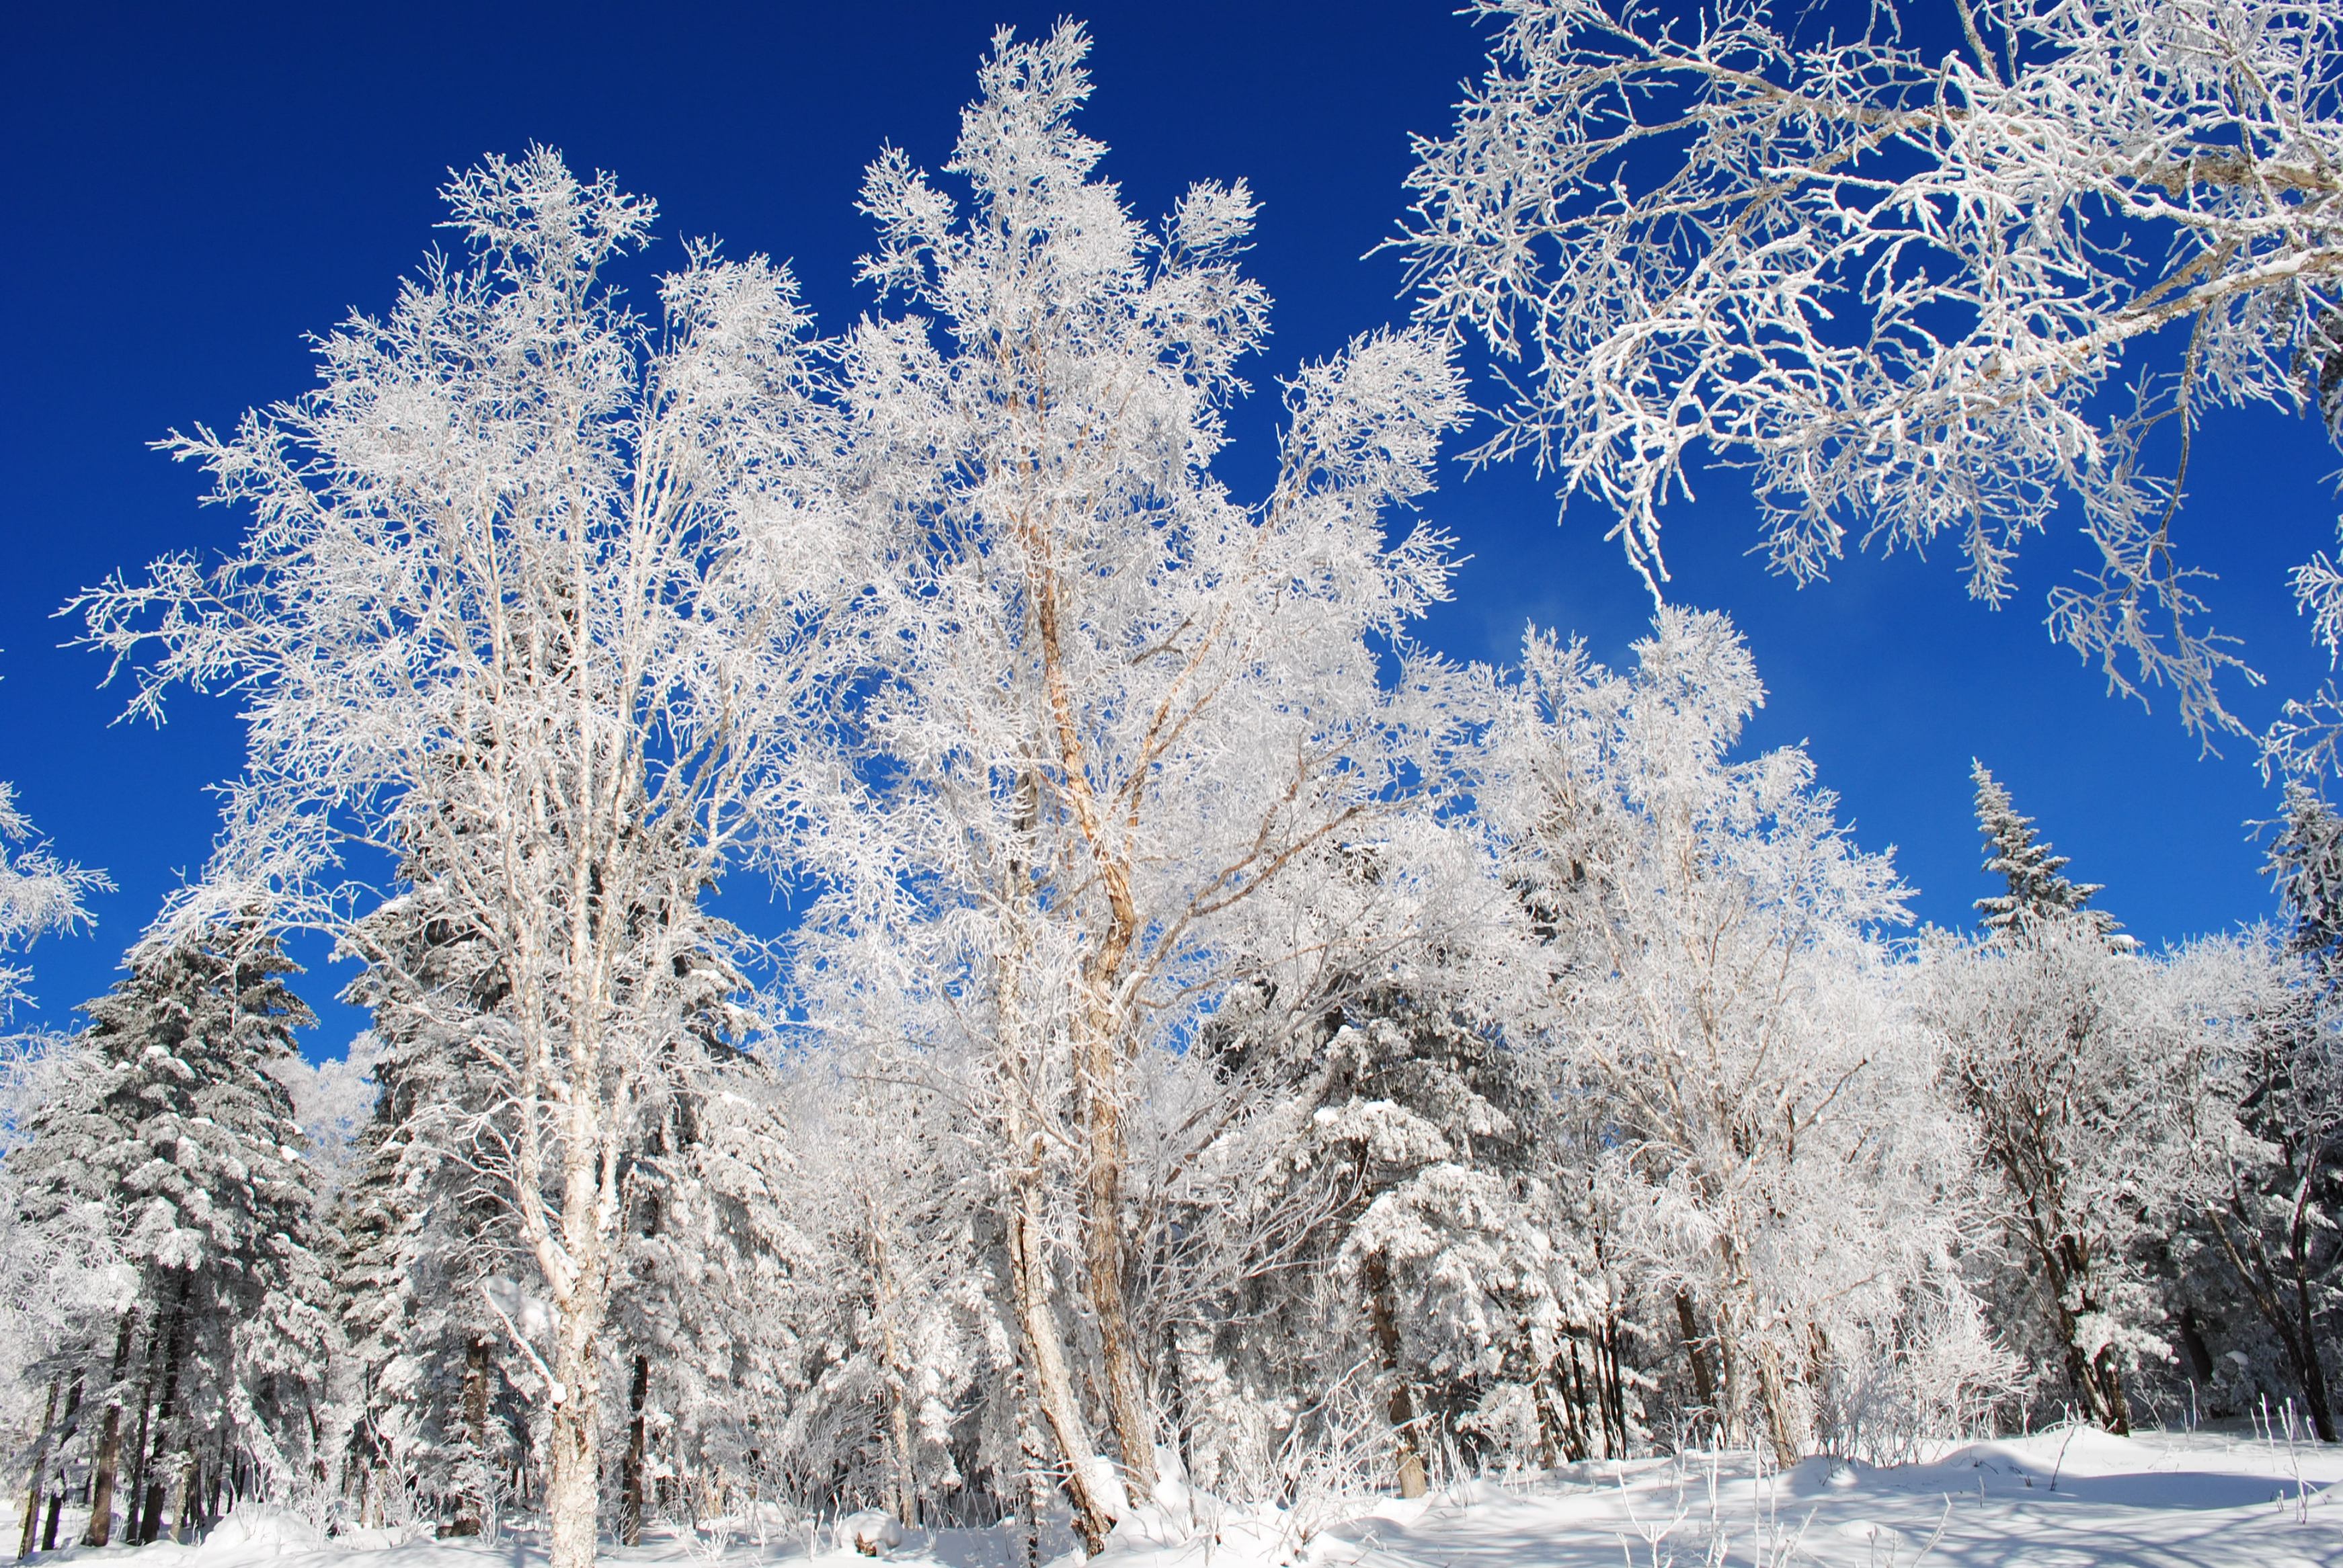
[122,1326,162,1546]
[81,1316,136,1547]
[1538,1343,1591,1464]
[1598,1315,1630,1458]
[447,1336,494,1537]
[1675,1290,1718,1428]
[38,1375,84,1554]
[619,1354,650,1546]
[17,1378,58,1561]
[136,1281,194,1546]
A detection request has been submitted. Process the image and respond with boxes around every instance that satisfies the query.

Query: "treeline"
[7,627,2339,1555]
[2,20,2340,1568]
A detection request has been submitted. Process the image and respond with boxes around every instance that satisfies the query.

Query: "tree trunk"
[863,1216,916,1529]
[885,1354,916,1530]
[1076,1053,1154,1504]
[1537,1347,1589,1465]
[1675,1290,1717,1431]
[163,1441,197,1544]
[122,1319,164,1546]
[81,1317,134,1548]
[1597,1315,1630,1458]
[2058,1329,2131,1434]
[138,1290,193,1547]
[1014,1358,1045,1568]
[16,1378,58,1561]
[2289,1236,2338,1442]
[1752,1342,1804,1467]
[2053,1247,2131,1434]
[38,1376,83,1554]
[450,1335,493,1537]
[1362,1251,1427,1499]
[1006,1157,1110,1554]
[545,1313,605,1568]
[620,1354,650,1546]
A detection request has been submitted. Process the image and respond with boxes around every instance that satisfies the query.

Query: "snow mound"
[1928,1424,2149,1480]
[832,1510,904,1556]
[197,1506,324,1559]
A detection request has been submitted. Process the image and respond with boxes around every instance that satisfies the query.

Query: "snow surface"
[13,1430,2343,1568]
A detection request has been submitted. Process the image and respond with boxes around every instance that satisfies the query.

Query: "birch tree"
[797,23,1470,1546]
[1404,0,2343,753]
[74,149,859,1568]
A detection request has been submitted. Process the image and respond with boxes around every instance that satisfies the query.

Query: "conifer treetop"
[1971,760,2117,942]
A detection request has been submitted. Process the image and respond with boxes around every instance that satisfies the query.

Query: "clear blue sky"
[3,1,2330,1055]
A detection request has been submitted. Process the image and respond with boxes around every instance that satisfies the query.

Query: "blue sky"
[2,1,2331,1054]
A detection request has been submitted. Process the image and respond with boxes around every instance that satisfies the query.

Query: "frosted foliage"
[73,147,864,1568]
[1482,610,2010,1462]
[269,1032,381,1197]
[30,16,2343,1544]
[1406,0,2343,753]
[0,781,104,1022]
[1919,913,2257,1432]
[795,21,1472,1532]
[737,1049,1005,1524]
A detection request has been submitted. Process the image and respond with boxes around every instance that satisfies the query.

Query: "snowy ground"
[15,1428,2343,1568]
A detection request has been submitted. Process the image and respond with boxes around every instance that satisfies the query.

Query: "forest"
[9,3,2343,1565]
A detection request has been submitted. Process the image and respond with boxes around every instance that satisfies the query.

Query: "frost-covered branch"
[1405,0,2343,749]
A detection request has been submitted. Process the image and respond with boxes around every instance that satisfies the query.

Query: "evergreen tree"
[1971,762,2116,942]
[8,918,332,1544]
[2178,788,2343,1440]
[330,890,522,1536]
[1175,984,1611,1499]
[2273,786,2343,975]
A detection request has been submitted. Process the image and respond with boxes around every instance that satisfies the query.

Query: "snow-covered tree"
[0,780,108,1543]
[1481,610,2001,1462]
[1174,985,1608,1495]
[1403,0,2343,751]
[797,22,1471,1545]
[331,894,531,1535]
[7,918,332,1546]
[75,149,864,1568]
[0,781,110,1559]
[2179,788,2343,1438]
[1920,903,2229,1434]
[1971,763,2118,943]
